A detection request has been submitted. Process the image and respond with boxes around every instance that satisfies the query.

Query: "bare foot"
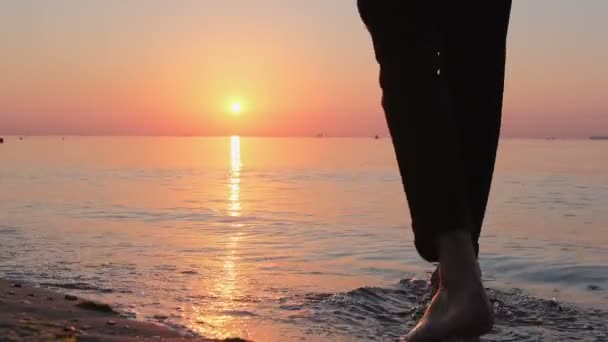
[404,282,493,341]
[404,231,493,341]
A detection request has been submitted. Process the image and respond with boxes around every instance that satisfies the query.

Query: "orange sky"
[1,1,607,137]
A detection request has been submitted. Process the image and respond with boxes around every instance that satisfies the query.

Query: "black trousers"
[358,1,512,262]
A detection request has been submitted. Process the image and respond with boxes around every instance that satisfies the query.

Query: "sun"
[230,102,242,115]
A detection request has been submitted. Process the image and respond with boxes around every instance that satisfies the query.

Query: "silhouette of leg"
[359,1,511,341]
[441,1,512,257]
[428,0,511,308]
[406,2,512,341]
[358,0,471,263]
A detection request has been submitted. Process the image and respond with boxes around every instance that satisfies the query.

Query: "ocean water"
[0,136,607,341]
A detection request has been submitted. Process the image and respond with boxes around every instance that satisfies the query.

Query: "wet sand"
[0,279,245,341]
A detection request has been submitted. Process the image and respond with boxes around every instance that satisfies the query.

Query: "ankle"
[437,230,477,263]
[436,230,481,289]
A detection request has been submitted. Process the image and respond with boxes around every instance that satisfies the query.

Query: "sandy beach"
[0,279,246,341]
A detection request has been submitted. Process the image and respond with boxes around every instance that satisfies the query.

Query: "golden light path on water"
[190,136,247,339]
[229,135,242,217]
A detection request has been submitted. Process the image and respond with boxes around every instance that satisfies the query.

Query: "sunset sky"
[1,0,607,138]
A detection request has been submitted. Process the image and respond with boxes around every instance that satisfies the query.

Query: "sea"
[1,136,607,341]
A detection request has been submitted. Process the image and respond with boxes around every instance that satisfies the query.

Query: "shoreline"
[0,279,246,341]
[2,276,607,341]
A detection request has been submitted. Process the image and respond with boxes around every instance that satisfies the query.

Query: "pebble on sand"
[64,294,78,301]
[63,326,77,333]
[76,300,115,313]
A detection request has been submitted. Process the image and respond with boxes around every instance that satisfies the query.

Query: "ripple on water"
[0,225,17,234]
[278,278,608,341]
[39,281,115,293]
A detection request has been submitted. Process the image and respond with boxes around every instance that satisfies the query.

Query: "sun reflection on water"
[190,135,247,339]
[229,135,241,217]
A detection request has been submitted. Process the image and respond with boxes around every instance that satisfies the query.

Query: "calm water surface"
[0,137,607,340]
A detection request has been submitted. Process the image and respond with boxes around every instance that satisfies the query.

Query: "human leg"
[405,3,512,341]
[441,0,512,256]
[358,0,472,264]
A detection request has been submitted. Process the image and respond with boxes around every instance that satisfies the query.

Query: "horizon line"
[0,134,601,140]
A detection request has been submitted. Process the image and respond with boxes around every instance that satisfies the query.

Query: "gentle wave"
[280,279,608,341]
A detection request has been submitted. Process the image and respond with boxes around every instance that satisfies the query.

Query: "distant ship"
[589,136,608,140]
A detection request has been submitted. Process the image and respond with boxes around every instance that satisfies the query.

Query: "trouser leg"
[358,1,472,262]
[440,1,512,256]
